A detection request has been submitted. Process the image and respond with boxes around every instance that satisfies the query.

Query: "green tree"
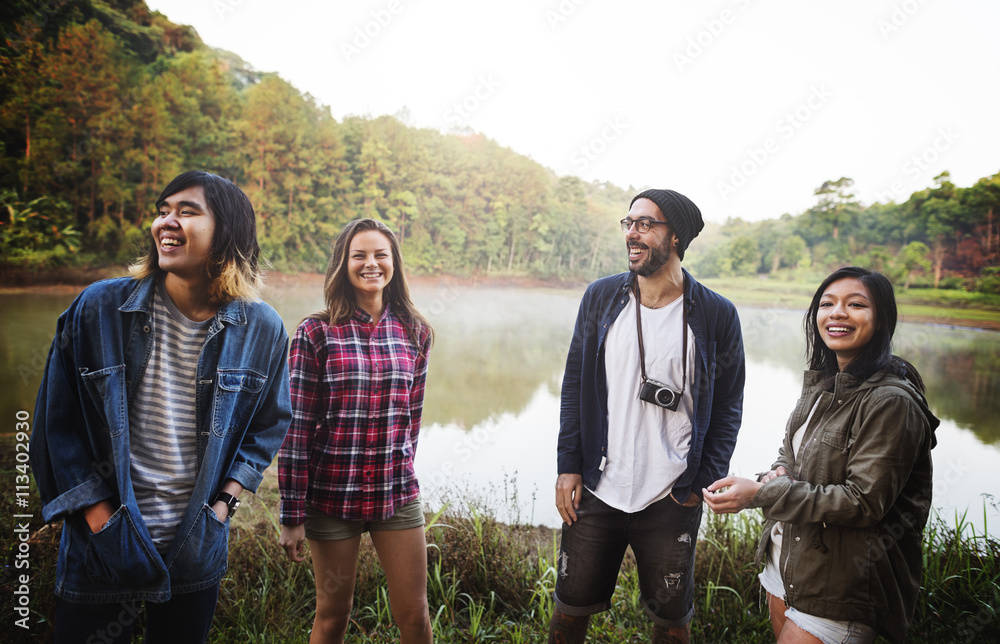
[896,241,931,290]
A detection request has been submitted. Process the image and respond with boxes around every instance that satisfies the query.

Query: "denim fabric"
[553,489,702,627]
[785,607,876,644]
[54,582,220,644]
[557,269,745,502]
[30,276,292,603]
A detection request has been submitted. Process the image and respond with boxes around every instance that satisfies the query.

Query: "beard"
[628,237,673,277]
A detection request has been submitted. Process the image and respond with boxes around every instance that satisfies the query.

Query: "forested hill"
[1,1,998,292]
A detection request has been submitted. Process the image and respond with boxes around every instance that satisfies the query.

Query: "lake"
[3,279,999,533]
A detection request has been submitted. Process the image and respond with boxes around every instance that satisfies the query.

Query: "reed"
[5,450,997,643]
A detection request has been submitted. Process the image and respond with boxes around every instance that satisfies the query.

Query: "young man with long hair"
[31,171,292,643]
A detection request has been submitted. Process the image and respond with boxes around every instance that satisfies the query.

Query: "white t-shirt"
[759,398,821,595]
[592,291,695,513]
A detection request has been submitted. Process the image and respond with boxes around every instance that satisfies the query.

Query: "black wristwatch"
[212,492,241,519]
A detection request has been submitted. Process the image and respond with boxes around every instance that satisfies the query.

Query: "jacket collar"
[118,274,247,326]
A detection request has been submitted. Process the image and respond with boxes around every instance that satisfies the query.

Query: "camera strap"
[633,279,687,395]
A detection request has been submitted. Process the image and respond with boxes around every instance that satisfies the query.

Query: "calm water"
[3,281,999,532]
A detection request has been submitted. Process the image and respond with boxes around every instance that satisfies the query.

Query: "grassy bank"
[700,276,1000,332]
[5,268,1000,332]
[3,450,998,643]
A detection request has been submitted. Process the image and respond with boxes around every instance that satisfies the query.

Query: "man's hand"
[555,473,583,525]
[673,491,701,507]
[82,500,115,533]
[211,479,245,522]
[702,476,762,514]
[279,523,307,562]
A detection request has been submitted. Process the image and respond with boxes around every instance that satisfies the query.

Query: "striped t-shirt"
[128,279,212,551]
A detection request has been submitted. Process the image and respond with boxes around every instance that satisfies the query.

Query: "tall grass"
[4,460,998,643]
[215,489,1000,643]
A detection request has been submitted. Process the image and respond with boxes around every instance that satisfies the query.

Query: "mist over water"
[3,282,997,532]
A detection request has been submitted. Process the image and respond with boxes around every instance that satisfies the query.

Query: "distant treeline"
[687,175,1000,294]
[1,0,998,292]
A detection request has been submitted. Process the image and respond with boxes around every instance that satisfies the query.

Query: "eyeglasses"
[620,217,669,233]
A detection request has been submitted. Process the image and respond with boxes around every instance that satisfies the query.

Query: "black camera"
[639,379,682,411]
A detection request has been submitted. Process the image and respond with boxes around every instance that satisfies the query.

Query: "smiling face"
[626,198,676,277]
[347,230,394,299]
[151,186,216,283]
[817,277,878,370]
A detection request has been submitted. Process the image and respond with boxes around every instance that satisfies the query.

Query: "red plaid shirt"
[278,306,431,524]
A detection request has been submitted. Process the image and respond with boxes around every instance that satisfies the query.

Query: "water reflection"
[410,293,1000,532]
[2,284,998,532]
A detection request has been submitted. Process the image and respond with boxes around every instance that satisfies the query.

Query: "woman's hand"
[702,476,762,514]
[760,465,791,484]
[279,523,307,562]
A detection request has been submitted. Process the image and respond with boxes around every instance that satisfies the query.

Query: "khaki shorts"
[304,498,425,541]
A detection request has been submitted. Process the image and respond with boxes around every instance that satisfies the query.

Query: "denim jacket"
[30,276,292,603]
[557,269,745,503]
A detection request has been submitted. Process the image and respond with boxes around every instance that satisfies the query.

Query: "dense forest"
[1,0,998,293]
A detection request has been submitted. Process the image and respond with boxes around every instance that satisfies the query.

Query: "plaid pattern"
[278,306,431,524]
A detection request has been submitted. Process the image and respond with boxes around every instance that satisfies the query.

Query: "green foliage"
[976,267,1000,295]
[0,189,80,267]
[1,1,998,287]
[10,461,997,643]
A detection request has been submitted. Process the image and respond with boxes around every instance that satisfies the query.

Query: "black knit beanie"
[630,189,704,259]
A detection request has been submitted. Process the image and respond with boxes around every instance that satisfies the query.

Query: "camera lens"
[655,388,676,407]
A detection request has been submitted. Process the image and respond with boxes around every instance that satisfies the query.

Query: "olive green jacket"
[751,368,938,643]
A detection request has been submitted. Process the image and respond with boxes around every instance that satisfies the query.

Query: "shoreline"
[3,269,999,333]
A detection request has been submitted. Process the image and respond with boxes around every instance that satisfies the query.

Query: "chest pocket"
[819,399,859,452]
[80,365,128,437]
[213,368,267,436]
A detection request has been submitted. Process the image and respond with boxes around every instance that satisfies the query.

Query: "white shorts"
[759,558,875,644]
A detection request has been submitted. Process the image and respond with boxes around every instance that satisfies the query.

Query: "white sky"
[144,0,1000,224]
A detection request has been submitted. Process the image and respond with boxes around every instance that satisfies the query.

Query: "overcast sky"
[144,0,999,224]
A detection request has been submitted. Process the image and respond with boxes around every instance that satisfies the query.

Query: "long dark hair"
[312,218,433,353]
[130,171,263,303]
[804,266,925,390]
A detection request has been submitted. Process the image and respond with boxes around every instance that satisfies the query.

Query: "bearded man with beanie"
[549,189,745,643]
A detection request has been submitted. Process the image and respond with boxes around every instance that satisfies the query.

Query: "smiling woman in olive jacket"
[704,267,938,644]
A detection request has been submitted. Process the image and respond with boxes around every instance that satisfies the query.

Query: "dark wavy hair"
[804,266,925,390]
[312,218,433,354]
[130,171,263,302]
